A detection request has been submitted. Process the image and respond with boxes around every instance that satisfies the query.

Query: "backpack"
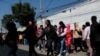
[75,29,82,36]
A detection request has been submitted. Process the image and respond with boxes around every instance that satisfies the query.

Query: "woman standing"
[73,23,83,53]
[36,25,44,51]
[57,21,68,56]
[66,24,72,53]
[45,20,57,56]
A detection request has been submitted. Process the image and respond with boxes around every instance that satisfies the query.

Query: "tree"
[12,3,35,26]
[2,14,13,28]
[2,2,35,28]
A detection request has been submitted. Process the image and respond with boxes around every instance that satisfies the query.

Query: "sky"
[0,0,86,29]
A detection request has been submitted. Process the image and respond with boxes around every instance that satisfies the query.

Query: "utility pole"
[19,0,22,12]
[19,0,21,3]
[40,0,43,25]
[0,20,2,34]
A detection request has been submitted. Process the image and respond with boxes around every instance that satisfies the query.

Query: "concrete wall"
[37,0,100,29]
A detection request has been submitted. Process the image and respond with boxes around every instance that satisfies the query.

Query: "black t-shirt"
[90,23,100,42]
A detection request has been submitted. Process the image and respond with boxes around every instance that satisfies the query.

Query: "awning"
[17,27,26,32]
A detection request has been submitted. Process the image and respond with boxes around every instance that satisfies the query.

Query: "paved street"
[0,45,87,56]
[0,45,46,56]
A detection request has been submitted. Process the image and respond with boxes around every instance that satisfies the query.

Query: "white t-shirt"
[83,26,90,40]
[60,28,67,37]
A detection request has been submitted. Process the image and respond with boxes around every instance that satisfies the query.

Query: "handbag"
[75,29,82,36]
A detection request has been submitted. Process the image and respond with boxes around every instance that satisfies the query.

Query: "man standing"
[24,20,38,56]
[90,16,100,56]
[6,22,18,56]
[83,22,93,56]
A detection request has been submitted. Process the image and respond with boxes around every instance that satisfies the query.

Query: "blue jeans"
[7,47,12,56]
[7,47,17,56]
[7,45,18,56]
[38,39,43,50]
[59,38,68,54]
[46,39,53,56]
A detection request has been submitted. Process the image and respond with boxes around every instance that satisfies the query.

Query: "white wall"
[37,0,100,29]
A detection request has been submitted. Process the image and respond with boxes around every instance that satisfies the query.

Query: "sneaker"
[73,51,76,53]
[37,46,39,49]
[63,50,66,53]
[57,54,61,56]
[65,53,69,56]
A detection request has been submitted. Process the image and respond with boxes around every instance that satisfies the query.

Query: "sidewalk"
[18,45,29,51]
[18,44,47,55]
[18,44,87,56]
[0,45,46,56]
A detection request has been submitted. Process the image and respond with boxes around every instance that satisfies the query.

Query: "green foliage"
[12,3,35,26]
[2,14,13,28]
[2,2,35,27]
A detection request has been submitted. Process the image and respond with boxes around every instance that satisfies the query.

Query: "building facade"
[37,0,100,29]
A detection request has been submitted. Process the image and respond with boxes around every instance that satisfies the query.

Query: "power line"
[36,0,81,18]
[42,0,81,14]
[45,0,53,10]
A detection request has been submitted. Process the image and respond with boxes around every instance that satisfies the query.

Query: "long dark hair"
[46,20,51,26]
[59,21,66,29]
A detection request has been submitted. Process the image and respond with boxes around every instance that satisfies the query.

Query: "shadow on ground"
[0,45,46,56]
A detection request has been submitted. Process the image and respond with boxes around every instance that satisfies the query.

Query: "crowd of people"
[0,15,100,56]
